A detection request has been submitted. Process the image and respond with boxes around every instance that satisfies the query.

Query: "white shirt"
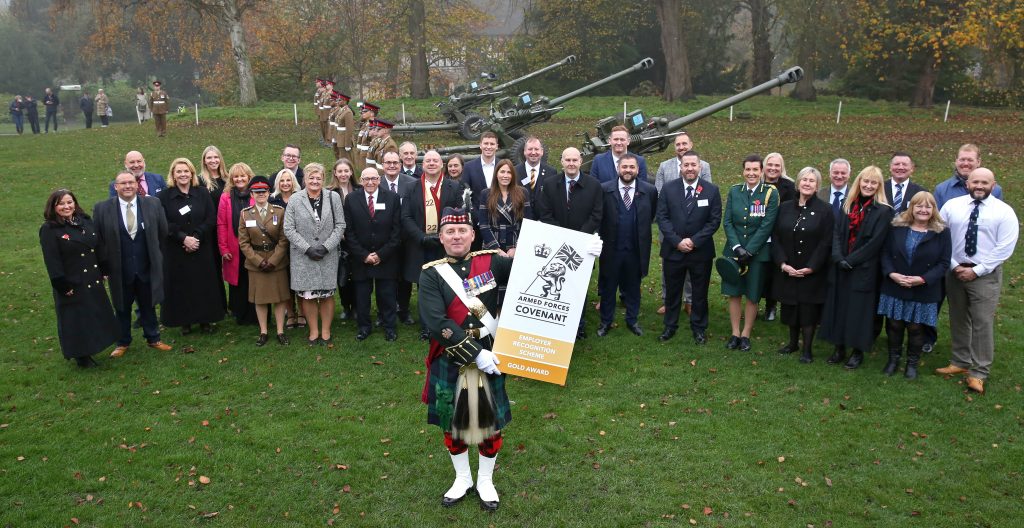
[940,194,1019,277]
[522,162,541,186]
[564,174,580,202]
[119,196,139,236]
[481,158,496,188]
[619,181,634,204]
[384,175,400,193]
[365,189,377,206]
[889,179,910,203]
[829,185,848,203]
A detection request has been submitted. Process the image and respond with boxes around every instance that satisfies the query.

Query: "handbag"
[106,106,113,117]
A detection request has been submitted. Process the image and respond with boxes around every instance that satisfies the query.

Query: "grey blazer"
[283,189,345,291]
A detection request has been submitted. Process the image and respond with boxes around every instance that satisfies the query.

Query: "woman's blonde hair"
[892,191,945,232]
[273,169,298,198]
[168,158,200,187]
[227,162,254,187]
[843,165,890,213]
[199,145,228,193]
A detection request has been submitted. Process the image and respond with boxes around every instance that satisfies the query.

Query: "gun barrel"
[493,55,578,91]
[549,58,654,107]
[664,66,804,131]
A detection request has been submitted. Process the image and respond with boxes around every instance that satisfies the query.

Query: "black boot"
[843,349,864,370]
[882,348,901,376]
[827,346,846,365]
[905,346,921,379]
[778,325,800,354]
[799,325,816,363]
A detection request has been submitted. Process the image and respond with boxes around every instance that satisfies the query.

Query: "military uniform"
[315,80,331,144]
[354,102,379,173]
[238,203,290,304]
[148,82,170,137]
[721,181,780,300]
[333,102,356,161]
[370,120,399,170]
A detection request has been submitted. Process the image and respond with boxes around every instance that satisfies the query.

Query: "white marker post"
[402,103,407,125]
[195,103,199,126]
[836,100,842,124]
[293,103,298,125]
[623,101,627,123]
[944,100,951,123]
[729,105,733,122]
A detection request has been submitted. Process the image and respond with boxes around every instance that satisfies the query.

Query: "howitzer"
[578,66,804,172]
[393,55,577,140]
[423,58,655,164]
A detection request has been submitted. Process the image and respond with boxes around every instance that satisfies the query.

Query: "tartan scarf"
[847,197,872,253]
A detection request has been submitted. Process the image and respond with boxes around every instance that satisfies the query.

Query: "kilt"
[426,354,511,433]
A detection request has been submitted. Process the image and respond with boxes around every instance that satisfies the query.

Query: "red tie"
[137,176,147,197]
[368,193,375,218]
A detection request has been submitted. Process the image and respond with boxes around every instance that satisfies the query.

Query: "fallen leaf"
[201,420,210,426]
[703,506,713,515]
[342,484,351,493]
[690,359,697,367]
[543,412,558,419]
[199,476,211,485]
[777,456,786,463]
[200,511,219,518]
[592,463,601,470]
[71,518,79,525]
[825,477,833,487]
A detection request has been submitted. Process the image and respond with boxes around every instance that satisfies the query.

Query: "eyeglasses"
[382,161,400,165]
[282,154,300,159]
[362,176,380,181]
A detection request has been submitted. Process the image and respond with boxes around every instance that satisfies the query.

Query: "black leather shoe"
[401,313,416,325]
[338,310,351,321]
[385,330,397,342]
[626,323,643,336]
[277,333,290,345]
[739,337,752,351]
[659,329,676,342]
[844,350,864,370]
[478,496,499,512]
[576,329,587,340]
[826,348,846,364]
[356,330,371,341]
[726,335,740,349]
[441,487,473,507]
[777,343,798,354]
[799,351,813,363]
[200,323,214,334]
[693,331,707,345]
[596,323,611,337]
[256,333,268,347]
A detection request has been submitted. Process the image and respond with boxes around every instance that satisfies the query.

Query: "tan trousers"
[154,113,167,136]
[945,266,1002,379]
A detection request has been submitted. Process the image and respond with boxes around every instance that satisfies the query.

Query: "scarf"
[423,175,444,235]
[847,197,872,253]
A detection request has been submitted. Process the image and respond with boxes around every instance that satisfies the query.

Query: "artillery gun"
[578,66,804,172]
[424,58,655,163]
[393,55,577,140]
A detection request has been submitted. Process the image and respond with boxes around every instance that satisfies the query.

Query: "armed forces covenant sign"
[492,219,597,385]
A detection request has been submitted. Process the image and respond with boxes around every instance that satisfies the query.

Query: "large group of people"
[39,106,1017,509]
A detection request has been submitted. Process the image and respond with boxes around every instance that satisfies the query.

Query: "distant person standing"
[43,87,60,133]
[79,91,94,129]
[95,89,110,128]
[135,87,151,123]
[148,80,170,137]
[8,95,24,134]
[24,95,40,134]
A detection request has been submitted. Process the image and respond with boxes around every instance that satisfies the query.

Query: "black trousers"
[83,111,93,129]
[598,250,642,326]
[397,279,412,315]
[663,257,713,333]
[27,114,40,133]
[45,111,58,132]
[117,276,160,346]
[356,278,397,333]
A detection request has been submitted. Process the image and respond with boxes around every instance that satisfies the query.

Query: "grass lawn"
[1,94,1022,527]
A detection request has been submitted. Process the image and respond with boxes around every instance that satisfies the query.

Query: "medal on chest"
[749,198,765,217]
[463,270,496,297]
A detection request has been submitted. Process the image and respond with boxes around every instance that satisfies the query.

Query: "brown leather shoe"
[935,364,968,376]
[656,305,666,315]
[966,376,985,394]
[147,341,173,351]
[110,345,129,358]
[684,303,692,316]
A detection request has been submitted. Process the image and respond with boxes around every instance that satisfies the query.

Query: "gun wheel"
[458,113,485,141]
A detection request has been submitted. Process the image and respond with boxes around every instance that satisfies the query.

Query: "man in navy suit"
[589,125,648,184]
[596,154,657,337]
[108,151,167,197]
[884,152,926,214]
[398,141,423,179]
[380,150,419,324]
[344,167,403,342]
[656,151,722,344]
[514,136,556,218]
[462,131,502,208]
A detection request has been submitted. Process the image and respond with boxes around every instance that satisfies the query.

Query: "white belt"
[336,127,346,131]
[329,121,337,127]
[319,105,330,110]
[437,264,498,338]
[357,145,370,151]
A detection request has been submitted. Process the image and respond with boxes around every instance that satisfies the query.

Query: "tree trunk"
[748,0,774,86]
[910,56,937,108]
[386,42,401,99]
[790,36,816,101]
[224,3,257,106]
[655,0,693,101]
[408,0,431,98]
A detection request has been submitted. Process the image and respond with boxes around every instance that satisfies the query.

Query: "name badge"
[697,199,709,207]
[178,205,191,215]
[245,220,257,228]
[374,202,386,210]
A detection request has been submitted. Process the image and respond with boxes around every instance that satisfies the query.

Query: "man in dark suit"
[94,171,172,357]
[380,150,418,324]
[108,151,167,197]
[514,136,557,218]
[589,125,649,184]
[398,141,423,178]
[884,151,926,213]
[402,150,468,339]
[269,144,305,189]
[462,131,502,208]
[344,167,403,342]
[656,151,722,344]
[537,147,604,339]
[596,154,657,337]
[817,158,851,219]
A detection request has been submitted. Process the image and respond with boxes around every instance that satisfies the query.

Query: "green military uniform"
[420,249,513,434]
[721,181,780,301]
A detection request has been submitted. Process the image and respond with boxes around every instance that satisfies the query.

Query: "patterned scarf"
[847,197,872,253]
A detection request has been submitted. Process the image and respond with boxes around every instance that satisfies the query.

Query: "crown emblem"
[534,243,551,258]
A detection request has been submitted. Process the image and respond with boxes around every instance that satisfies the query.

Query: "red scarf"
[846,197,872,253]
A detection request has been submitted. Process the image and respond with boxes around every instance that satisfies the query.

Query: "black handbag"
[330,195,350,288]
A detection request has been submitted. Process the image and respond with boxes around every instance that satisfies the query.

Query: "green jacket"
[722,182,780,262]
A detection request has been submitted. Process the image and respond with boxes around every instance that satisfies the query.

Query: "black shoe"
[777,343,798,354]
[659,329,676,342]
[420,331,430,341]
[441,487,473,507]
[576,329,587,340]
[308,337,321,347]
[385,330,397,342]
[132,319,142,329]
[338,310,351,321]
[74,357,96,368]
[400,313,416,325]
[200,323,214,334]
[693,331,707,345]
[181,325,193,335]
[626,323,643,336]
[375,318,383,328]
[882,349,901,376]
[478,496,499,512]
[256,333,268,347]
[725,335,740,349]
[844,350,864,370]
[738,337,751,351]
[596,323,611,337]
[799,351,813,363]
[827,348,846,364]
[277,333,290,345]
[356,330,371,341]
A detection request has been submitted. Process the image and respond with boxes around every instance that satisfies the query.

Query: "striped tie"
[623,186,632,209]
[893,182,904,211]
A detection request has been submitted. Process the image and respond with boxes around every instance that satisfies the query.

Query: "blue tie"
[893,182,904,211]
[966,199,981,257]
[832,191,843,216]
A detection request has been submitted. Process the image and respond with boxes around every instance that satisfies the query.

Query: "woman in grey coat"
[284,163,345,347]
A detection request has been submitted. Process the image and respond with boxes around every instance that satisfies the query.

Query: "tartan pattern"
[426,352,512,433]
[444,431,504,456]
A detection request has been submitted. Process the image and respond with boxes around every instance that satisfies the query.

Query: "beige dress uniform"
[354,118,372,172]
[148,87,170,136]
[238,203,291,304]
[371,134,398,170]
[333,105,355,161]
[316,86,331,142]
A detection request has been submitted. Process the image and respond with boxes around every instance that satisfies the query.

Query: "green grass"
[1,95,1022,527]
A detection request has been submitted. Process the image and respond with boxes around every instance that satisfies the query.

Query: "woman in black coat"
[770,167,834,363]
[39,189,119,367]
[820,166,894,369]
[159,158,226,333]
[877,192,950,379]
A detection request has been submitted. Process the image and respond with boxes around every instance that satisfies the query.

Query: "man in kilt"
[419,207,513,511]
